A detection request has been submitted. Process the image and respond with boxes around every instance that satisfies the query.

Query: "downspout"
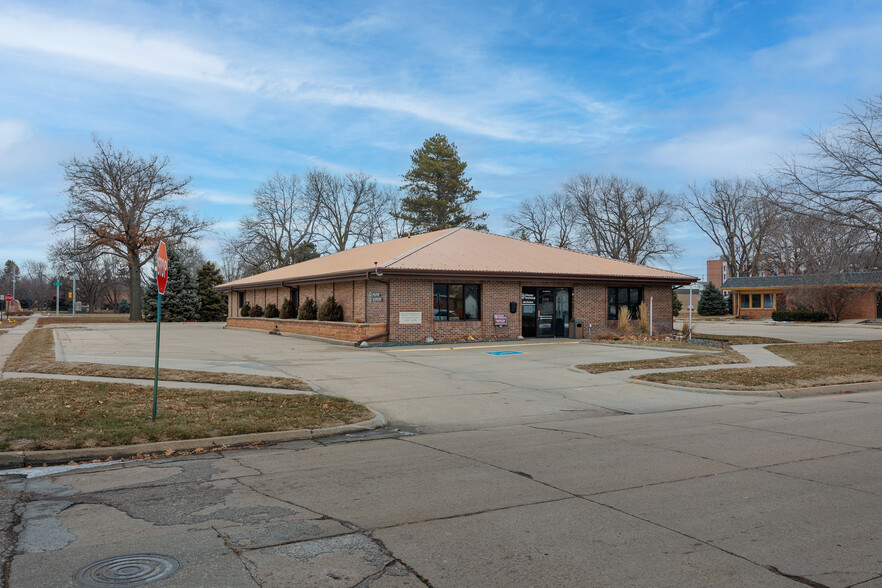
[359,269,390,345]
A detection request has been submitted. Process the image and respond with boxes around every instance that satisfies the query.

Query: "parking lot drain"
[74,554,180,587]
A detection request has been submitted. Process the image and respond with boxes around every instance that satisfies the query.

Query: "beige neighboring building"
[216,228,696,344]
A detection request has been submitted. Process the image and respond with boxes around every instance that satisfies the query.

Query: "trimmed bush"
[264,303,280,318]
[241,301,251,317]
[249,304,264,318]
[280,297,297,320]
[298,297,317,320]
[771,309,829,322]
[317,296,344,322]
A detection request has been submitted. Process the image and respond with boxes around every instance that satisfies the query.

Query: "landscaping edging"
[0,409,386,469]
[631,378,882,398]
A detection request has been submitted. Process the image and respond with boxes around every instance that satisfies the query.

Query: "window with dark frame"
[607,287,643,320]
[740,292,775,309]
[434,284,481,321]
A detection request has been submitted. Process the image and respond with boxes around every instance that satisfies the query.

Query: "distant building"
[706,259,728,290]
[723,271,882,320]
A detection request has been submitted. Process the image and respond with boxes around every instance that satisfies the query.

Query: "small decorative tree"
[697,283,727,316]
[264,302,280,318]
[299,297,317,320]
[672,290,682,317]
[196,261,228,321]
[143,246,200,322]
[280,297,297,319]
[317,295,344,321]
[249,304,264,317]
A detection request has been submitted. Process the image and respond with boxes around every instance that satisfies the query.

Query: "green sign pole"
[152,292,162,422]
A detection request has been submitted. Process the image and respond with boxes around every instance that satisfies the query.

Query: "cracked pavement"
[3,391,881,587]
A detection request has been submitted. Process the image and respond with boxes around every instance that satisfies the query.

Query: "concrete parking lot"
[53,323,772,431]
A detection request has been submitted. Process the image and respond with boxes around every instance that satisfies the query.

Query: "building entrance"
[877,291,882,319]
[521,287,572,337]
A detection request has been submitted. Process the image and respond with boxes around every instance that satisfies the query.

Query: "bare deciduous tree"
[563,174,679,264]
[54,136,210,320]
[506,192,576,249]
[233,172,321,273]
[311,169,372,252]
[784,285,872,322]
[355,186,402,244]
[777,95,882,241]
[765,213,878,274]
[686,178,779,277]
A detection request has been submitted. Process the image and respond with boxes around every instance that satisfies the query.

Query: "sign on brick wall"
[493,313,507,326]
[399,311,422,325]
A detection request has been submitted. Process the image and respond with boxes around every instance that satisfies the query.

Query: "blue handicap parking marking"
[485,350,523,356]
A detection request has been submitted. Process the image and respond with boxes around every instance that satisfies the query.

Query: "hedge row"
[771,309,829,322]
[240,296,344,321]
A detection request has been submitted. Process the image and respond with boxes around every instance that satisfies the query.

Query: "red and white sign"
[4,294,11,302]
[156,241,169,295]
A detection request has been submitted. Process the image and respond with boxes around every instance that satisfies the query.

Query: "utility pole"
[72,226,77,316]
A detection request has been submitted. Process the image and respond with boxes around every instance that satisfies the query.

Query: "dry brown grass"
[690,333,790,345]
[0,378,371,450]
[0,317,28,328]
[639,340,882,390]
[578,349,747,374]
[36,315,133,327]
[4,328,311,391]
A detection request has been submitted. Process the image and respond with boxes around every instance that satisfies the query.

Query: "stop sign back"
[156,241,168,295]
[4,294,11,302]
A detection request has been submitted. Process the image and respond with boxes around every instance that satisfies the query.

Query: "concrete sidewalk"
[0,316,36,372]
[3,391,880,587]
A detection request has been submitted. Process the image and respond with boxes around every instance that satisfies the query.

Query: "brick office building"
[216,228,695,343]
[724,271,882,320]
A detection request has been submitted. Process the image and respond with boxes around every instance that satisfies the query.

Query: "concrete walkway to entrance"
[0,316,37,371]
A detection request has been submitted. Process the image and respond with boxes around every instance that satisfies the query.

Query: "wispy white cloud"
[0,8,255,90]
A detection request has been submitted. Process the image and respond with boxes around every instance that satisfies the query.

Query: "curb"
[629,378,882,398]
[0,410,386,469]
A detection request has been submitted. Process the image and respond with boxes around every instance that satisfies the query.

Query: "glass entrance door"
[521,288,537,337]
[554,288,571,337]
[537,288,554,337]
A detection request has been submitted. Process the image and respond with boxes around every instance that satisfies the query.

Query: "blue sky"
[2,0,881,279]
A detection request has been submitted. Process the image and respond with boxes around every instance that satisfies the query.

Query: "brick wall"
[227,278,677,341]
[226,317,386,342]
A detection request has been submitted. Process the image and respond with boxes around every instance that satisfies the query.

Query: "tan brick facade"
[227,278,677,343]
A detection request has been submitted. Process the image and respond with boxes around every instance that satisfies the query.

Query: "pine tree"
[280,297,297,319]
[672,290,682,317]
[697,283,728,316]
[143,247,200,321]
[397,134,487,233]
[196,262,227,321]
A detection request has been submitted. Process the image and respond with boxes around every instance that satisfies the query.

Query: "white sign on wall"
[398,311,422,325]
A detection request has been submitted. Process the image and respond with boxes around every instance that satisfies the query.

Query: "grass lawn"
[578,348,747,374]
[5,328,312,391]
[0,379,371,451]
[639,340,882,390]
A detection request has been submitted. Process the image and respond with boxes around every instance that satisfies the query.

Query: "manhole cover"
[74,554,180,587]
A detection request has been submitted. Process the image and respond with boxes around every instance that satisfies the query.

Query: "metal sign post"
[152,242,169,422]
[54,281,61,316]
